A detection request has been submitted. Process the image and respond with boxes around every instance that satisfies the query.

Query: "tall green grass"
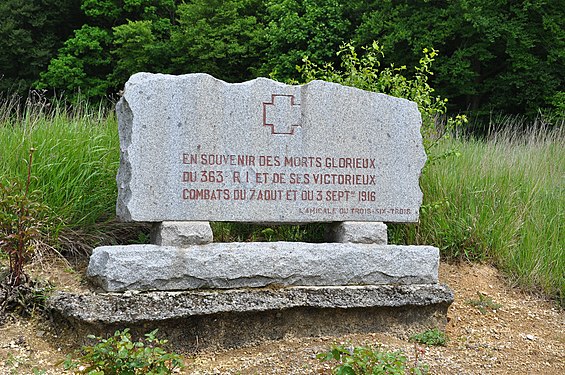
[391,125,564,305]
[0,96,119,234]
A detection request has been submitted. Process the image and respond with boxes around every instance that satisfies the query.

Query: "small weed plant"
[3,352,47,374]
[64,328,184,374]
[297,41,467,159]
[409,328,447,346]
[467,292,502,314]
[318,343,429,375]
[0,148,46,287]
[0,148,53,321]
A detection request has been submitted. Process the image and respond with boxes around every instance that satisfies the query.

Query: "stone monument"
[49,73,453,350]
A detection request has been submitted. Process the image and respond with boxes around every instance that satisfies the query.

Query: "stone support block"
[151,221,213,246]
[328,221,388,244]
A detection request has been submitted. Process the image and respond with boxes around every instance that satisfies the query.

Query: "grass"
[212,222,326,242]
[390,122,564,305]
[0,95,119,236]
[1,96,563,305]
[409,328,447,346]
[466,292,503,315]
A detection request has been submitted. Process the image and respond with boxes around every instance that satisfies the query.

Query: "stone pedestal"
[47,240,454,351]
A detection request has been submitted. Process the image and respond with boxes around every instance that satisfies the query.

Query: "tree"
[170,0,267,82]
[260,0,358,80]
[37,0,178,99]
[0,0,84,94]
[111,18,175,85]
[354,0,565,116]
[37,25,113,98]
[31,0,563,117]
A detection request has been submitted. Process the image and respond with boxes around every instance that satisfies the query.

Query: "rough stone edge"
[115,98,133,221]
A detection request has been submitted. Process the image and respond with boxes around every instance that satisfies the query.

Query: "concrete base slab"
[48,284,454,351]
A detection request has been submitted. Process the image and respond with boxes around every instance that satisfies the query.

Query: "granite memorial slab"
[116,73,426,223]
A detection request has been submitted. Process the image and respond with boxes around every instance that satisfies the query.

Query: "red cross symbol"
[262,94,301,135]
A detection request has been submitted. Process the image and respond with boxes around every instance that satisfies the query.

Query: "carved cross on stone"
[262,94,301,135]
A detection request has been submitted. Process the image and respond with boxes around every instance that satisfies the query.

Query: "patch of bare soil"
[0,260,563,374]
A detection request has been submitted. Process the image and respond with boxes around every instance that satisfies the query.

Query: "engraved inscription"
[180,151,415,218]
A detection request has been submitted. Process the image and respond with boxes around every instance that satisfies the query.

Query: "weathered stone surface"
[87,243,439,292]
[48,284,453,350]
[151,221,213,246]
[116,73,425,223]
[49,284,454,323]
[328,221,388,244]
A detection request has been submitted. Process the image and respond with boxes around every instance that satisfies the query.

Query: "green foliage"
[81,0,122,21]
[37,25,113,99]
[81,0,177,25]
[261,0,356,80]
[0,0,85,94]
[211,222,325,243]
[409,329,447,347]
[37,0,178,99]
[0,147,53,323]
[64,328,184,374]
[0,148,47,286]
[467,292,502,315]
[297,41,467,157]
[111,20,165,85]
[550,91,565,117]
[109,1,177,84]
[354,0,565,116]
[318,344,428,375]
[4,0,561,121]
[28,0,562,120]
[389,124,564,306]
[171,0,267,82]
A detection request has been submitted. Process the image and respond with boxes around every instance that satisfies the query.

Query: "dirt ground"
[0,259,563,374]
